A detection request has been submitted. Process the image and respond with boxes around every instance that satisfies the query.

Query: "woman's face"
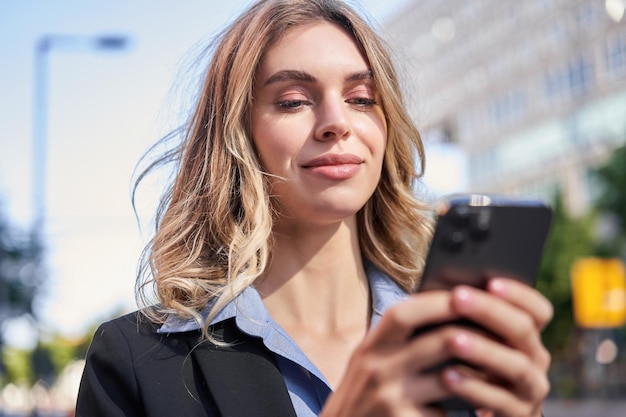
[251,21,387,227]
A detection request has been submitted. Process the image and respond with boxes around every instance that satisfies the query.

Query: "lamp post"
[32,34,129,239]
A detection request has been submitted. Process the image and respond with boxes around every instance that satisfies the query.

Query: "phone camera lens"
[449,206,470,227]
[470,210,490,240]
[442,230,464,252]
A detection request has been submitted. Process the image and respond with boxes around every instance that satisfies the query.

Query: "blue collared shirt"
[159,263,408,416]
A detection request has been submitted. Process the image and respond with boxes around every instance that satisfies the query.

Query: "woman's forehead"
[256,21,370,82]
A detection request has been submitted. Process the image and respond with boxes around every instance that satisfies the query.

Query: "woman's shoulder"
[90,308,255,363]
[90,308,193,350]
[88,308,208,366]
[92,308,240,344]
[94,309,160,335]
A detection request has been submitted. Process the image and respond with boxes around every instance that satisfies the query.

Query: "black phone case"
[420,196,553,292]
[416,195,553,411]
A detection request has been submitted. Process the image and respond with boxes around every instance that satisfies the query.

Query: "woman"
[76,1,553,416]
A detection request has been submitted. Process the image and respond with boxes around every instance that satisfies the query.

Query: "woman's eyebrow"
[346,70,374,83]
[264,70,316,86]
[263,69,373,86]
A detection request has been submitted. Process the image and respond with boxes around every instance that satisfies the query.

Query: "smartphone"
[419,194,553,292]
[416,194,553,411]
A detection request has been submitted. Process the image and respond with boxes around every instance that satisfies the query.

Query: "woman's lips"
[302,154,363,180]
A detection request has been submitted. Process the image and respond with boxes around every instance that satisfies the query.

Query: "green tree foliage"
[0,206,44,382]
[591,145,626,257]
[31,343,56,385]
[1,332,94,386]
[40,333,90,376]
[2,347,33,385]
[0,212,43,322]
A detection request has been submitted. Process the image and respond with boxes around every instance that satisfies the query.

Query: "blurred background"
[1,0,625,415]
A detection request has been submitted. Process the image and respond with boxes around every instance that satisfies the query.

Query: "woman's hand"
[321,279,553,417]
[441,278,553,417]
[321,290,461,417]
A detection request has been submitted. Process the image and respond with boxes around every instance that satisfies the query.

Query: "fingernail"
[453,286,474,310]
[454,332,472,354]
[489,278,507,295]
[455,286,472,300]
[444,368,464,385]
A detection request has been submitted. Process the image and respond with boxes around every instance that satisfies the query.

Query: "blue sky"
[0,0,467,346]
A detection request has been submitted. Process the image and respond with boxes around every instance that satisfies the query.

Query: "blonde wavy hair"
[135,0,433,333]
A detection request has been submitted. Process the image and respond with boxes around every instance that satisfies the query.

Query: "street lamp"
[32,34,129,238]
[606,0,626,22]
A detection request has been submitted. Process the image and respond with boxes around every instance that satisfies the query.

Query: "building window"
[544,54,594,101]
[545,20,567,51]
[488,89,528,128]
[606,34,626,78]
[569,55,594,95]
[574,1,602,31]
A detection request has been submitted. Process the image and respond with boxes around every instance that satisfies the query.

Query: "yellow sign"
[571,257,626,328]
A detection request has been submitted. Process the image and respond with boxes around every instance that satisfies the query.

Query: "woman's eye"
[276,100,309,111]
[348,97,377,107]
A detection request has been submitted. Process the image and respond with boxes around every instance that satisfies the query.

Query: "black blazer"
[76,311,298,417]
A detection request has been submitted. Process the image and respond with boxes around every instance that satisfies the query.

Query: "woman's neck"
[256,217,370,336]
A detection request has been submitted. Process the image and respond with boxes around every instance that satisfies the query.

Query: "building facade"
[385,0,626,214]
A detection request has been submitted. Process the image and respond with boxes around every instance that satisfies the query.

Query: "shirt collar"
[365,262,409,327]
[158,262,408,334]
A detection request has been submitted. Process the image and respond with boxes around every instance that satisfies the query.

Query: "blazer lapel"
[188,319,297,417]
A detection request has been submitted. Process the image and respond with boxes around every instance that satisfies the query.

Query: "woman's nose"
[314,97,350,141]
